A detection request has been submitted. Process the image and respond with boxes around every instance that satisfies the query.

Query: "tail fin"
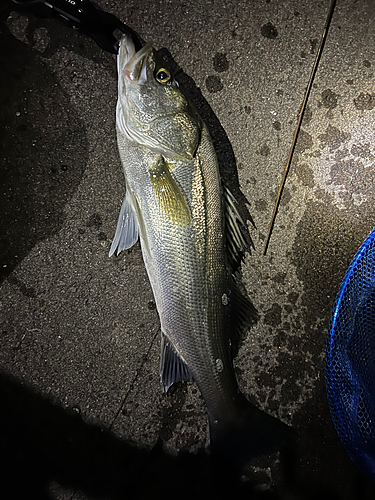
[209,394,296,470]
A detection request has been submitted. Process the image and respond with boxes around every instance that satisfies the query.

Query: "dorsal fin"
[224,185,247,271]
[160,332,192,392]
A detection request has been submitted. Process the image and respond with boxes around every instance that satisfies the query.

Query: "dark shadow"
[2,0,111,63]
[0,372,287,499]
[0,4,90,283]
[290,380,375,500]
[5,371,373,499]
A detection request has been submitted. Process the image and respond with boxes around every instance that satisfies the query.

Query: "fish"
[110,34,294,467]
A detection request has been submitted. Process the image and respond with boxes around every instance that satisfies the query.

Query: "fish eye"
[155,68,172,84]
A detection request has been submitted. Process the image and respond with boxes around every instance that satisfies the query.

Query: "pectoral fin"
[150,157,191,225]
[160,332,191,392]
[109,188,139,257]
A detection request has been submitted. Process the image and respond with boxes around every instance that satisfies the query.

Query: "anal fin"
[109,188,139,257]
[160,332,191,392]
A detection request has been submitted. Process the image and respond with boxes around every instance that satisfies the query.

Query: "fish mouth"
[118,35,153,84]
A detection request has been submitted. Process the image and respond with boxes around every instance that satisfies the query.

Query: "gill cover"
[116,35,201,162]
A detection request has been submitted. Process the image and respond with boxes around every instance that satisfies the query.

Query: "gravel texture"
[1,0,375,498]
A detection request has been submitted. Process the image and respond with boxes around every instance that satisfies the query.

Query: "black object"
[11,0,143,54]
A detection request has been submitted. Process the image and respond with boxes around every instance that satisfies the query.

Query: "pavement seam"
[108,327,160,432]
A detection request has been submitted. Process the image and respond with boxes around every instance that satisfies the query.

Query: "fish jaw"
[117,35,135,76]
[118,37,153,87]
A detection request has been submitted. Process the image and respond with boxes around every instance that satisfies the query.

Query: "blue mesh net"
[325,227,375,481]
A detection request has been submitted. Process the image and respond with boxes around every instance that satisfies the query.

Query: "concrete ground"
[1,0,375,498]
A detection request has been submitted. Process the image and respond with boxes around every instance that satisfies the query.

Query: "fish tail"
[209,394,296,470]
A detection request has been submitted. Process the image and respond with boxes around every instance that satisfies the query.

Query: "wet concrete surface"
[1,0,375,498]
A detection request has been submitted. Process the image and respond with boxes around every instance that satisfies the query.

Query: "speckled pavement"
[1,0,375,498]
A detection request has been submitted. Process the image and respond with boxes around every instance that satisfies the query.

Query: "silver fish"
[110,35,293,465]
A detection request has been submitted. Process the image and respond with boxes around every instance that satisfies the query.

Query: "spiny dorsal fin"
[224,185,247,271]
[150,157,191,226]
[160,332,192,392]
[109,188,139,257]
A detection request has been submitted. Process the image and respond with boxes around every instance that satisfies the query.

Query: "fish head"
[117,36,201,162]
